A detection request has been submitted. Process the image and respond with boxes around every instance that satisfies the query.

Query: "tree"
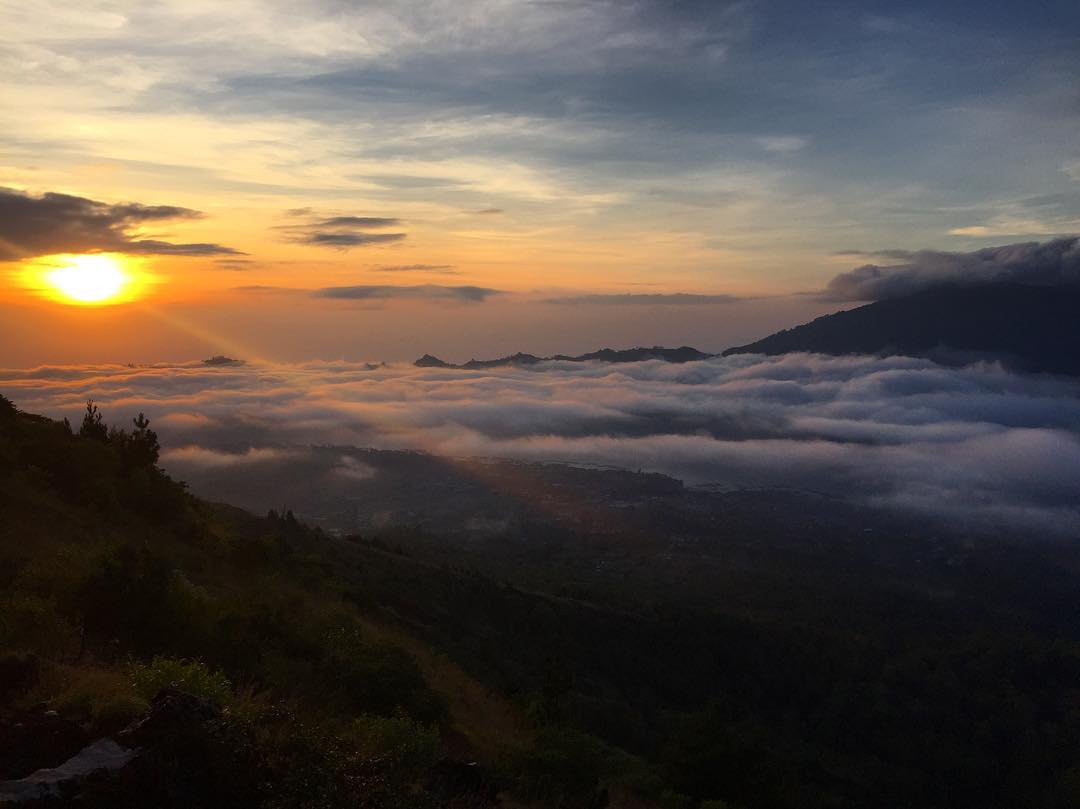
[129,412,160,467]
[0,393,15,420]
[78,399,108,442]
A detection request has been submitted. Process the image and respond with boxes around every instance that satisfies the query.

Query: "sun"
[24,254,147,306]
[47,255,128,303]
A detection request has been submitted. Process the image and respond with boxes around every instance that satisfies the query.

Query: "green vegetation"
[0,395,511,806]
[2,391,1080,808]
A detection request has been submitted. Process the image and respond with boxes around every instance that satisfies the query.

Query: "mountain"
[724,282,1080,375]
[4,394,1080,807]
[415,345,714,369]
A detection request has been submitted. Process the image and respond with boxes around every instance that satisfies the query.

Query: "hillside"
[3,394,1080,807]
[0,397,567,807]
[723,283,1080,375]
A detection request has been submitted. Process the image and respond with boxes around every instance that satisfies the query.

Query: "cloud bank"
[827,237,1080,301]
[2,354,1079,536]
[0,187,242,260]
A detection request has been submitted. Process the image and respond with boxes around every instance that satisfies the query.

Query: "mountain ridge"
[723,281,1080,375]
[415,345,715,369]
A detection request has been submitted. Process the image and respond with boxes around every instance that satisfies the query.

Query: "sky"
[1,0,1079,364]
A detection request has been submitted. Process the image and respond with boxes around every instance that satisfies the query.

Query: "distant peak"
[412,346,714,369]
[414,354,451,368]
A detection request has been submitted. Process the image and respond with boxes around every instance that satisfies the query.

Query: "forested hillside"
[2,394,1080,807]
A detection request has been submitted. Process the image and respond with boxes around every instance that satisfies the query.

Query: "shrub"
[129,655,231,705]
[319,626,445,722]
[352,712,439,773]
[0,593,79,660]
[47,665,148,732]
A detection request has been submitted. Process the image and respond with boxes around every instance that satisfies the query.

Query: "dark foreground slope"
[724,283,1080,375]
[0,397,527,807]
[3,394,1080,808]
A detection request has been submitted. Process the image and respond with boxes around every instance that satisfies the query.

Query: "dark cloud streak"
[279,209,407,250]
[313,284,500,302]
[0,187,242,260]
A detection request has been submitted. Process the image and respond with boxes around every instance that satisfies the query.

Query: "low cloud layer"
[3,354,1079,536]
[0,187,242,260]
[827,237,1080,301]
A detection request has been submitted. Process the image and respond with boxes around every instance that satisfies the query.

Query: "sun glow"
[26,254,147,306]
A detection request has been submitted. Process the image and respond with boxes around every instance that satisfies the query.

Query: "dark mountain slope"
[4,394,1080,807]
[723,283,1080,375]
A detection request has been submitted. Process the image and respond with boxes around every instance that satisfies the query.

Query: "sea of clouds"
[3,354,1080,536]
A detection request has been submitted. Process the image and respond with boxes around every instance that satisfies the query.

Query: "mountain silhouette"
[723,282,1080,375]
[415,346,714,369]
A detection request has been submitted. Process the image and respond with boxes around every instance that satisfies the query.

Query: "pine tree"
[130,412,160,467]
[78,399,108,442]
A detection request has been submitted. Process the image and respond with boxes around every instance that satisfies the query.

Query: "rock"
[0,739,135,803]
[0,707,88,781]
[116,687,219,749]
[0,688,222,804]
[427,757,497,806]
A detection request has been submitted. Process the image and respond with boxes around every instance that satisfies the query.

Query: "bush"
[0,593,79,660]
[319,626,445,722]
[47,665,148,732]
[78,545,204,656]
[500,725,610,807]
[129,655,231,705]
[352,711,439,773]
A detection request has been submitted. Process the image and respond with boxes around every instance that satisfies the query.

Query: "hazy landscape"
[2,1,1080,808]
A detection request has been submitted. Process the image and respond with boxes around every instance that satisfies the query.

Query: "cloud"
[374,264,458,274]
[826,237,1080,301]
[471,208,504,215]
[544,293,744,305]
[0,186,242,260]
[303,232,406,247]
[161,446,297,468]
[232,285,302,294]
[313,284,500,302]
[3,353,1079,536]
[755,135,808,154]
[215,259,258,270]
[314,216,401,228]
[278,210,406,250]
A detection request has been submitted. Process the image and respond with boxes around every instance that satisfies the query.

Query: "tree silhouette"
[129,412,160,467]
[0,393,15,420]
[78,399,108,442]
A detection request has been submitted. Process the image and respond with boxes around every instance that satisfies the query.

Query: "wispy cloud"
[277,210,406,250]
[313,284,500,302]
[755,135,808,154]
[544,293,745,305]
[374,264,458,274]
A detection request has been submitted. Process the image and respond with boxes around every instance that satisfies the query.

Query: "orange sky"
[2,1,1077,366]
